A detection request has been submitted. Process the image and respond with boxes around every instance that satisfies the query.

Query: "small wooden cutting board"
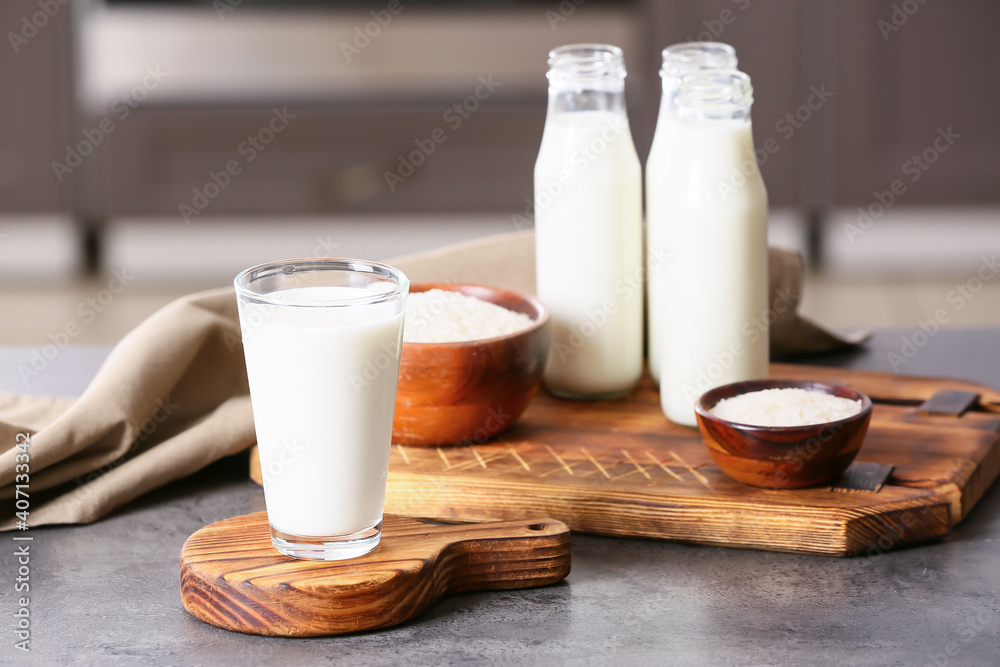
[180,512,570,637]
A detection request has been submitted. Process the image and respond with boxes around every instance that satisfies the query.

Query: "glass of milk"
[235,258,409,560]
[534,44,644,400]
[646,42,738,386]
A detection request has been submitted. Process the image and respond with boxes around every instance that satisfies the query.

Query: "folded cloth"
[0,230,860,529]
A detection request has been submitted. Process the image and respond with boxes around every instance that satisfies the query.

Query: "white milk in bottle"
[534,44,643,399]
[658,70,769,426]
[646,42,737,385]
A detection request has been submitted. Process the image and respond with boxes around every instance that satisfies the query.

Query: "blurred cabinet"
[59,1,1000,219]
[100,104,548,217]
[832,0,1000,205]
[0,0,73,212]
[648,0,1000,209]
[644,0,807,207]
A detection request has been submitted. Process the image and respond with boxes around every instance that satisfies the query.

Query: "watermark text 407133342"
[13,432,33,652]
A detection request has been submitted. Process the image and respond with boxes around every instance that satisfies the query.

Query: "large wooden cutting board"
[248,363,1000,557]
[381,364,1000,557]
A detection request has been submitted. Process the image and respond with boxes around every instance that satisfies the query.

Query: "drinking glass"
[235,258,409,560]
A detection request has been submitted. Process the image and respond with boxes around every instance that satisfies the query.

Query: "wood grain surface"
[249,363,1000,556]
[181,512,570,637]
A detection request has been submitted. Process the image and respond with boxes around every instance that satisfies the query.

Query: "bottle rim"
[678,69,753,116]
[547,43,627,82]
[660,42,738,80]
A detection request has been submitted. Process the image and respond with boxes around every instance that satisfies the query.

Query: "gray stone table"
[1,330,998,666]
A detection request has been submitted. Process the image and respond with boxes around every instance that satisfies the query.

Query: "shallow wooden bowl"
[694,379,873,489]
[392,283,551,446]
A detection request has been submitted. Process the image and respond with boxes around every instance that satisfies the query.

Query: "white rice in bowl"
[708,387,863,427]
[403,289,535,343]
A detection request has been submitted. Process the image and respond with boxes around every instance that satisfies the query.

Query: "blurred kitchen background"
[1,0,998,345]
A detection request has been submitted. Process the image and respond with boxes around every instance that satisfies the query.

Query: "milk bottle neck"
[545,44,628,117]
[656,76,683,123]
[677,69,753,124]
[547,85,627,117]
[657,42,738,123]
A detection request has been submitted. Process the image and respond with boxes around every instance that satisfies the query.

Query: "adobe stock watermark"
[17,268,135,385]
[888,254,998,372]
[73,396,180,496]
[340,0,413,62]
[867,513,919,557]
[844,126,960,243]
[230,270,311,351]
[210,478,263,522]
[7,0,69,54]
[717,83,834,200]
[51,66,170,183]
[260,439,308,487]
[400,285,460,339]
[349,341,403,394]
[552,247,662,364]
[511,112,630,231]
[680,287,796,403]
[179,107,296,223]
[12,431,32,652]
[349,284,463,393]
[684,0,751,42]
[878,0,932,41]
[760,422,846,490]
[312,234,341,258]
[213,0,246,20]
[222,235,340,355]
[925,608,996,667]
[457,407,513,447]
[384,75,502,192]
[546,0,586,30]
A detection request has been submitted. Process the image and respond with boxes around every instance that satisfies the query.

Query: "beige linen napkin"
[0,230,858,529]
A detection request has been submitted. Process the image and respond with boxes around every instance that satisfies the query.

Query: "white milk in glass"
[534,44,643,399]
[646,43,737,385]
[241,285,404,539]
[658,70,769,426]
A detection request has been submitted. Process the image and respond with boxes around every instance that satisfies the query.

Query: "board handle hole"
[527,523,546,531]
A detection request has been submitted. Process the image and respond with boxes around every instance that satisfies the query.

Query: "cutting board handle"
[426,518,570,593]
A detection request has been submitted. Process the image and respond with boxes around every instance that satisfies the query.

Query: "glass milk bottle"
[659,70,769,426]
[646,42,738,385]
[534,44,643,400]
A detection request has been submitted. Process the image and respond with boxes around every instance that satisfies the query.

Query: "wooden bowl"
[694,379,873,489]
[392,283,550,446]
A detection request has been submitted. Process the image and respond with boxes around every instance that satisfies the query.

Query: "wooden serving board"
[377,363,1000,557]
[181,512,570,637]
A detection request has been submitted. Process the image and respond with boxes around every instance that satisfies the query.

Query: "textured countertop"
[1,330,998,665]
